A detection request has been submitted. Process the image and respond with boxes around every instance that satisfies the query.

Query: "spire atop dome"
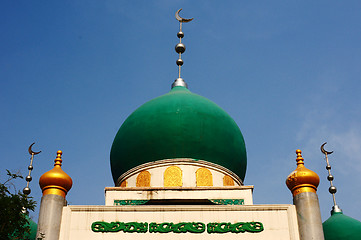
[172,8,193,89]
[23,142,41,196]
[321,142,342,214]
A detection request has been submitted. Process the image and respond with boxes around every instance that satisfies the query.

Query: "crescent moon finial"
[175,8,193,23]
[321,142,333,155]
[172,8,193,89]
[28,142,41,155]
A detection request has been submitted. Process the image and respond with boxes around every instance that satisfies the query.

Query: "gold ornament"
[286,149,320,196]
[39,150,72,198]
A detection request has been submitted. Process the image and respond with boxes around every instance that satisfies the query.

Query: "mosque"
[22,9,361,240]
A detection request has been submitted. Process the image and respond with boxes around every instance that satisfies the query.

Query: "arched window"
[196,168,213,186]
[164,166,182,187]
[136,170,151,187]
[120,180,127,187]
[223,175,234,186]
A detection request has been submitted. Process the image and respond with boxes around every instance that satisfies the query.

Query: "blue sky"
[1,1,361,223]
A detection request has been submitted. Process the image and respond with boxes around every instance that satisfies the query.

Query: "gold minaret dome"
[286,149,320,196]
[39,150,73,198]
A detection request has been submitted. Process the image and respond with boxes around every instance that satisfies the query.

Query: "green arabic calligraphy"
[91,221,263,234]
[113,200,149,205]
[207,222,264,233]
[149,222,205,233]
[209,199,245,205]
[91,221,148,233]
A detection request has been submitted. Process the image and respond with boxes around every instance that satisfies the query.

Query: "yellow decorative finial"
[39,150,73,198]
[295,149,304,165]
[54,150,62,166]
[286,149,320,196]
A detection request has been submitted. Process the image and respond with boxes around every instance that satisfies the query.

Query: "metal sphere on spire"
[23,187,31,195]
[175,43,186,54]
[176,59,183,66]
[177,31,184,38]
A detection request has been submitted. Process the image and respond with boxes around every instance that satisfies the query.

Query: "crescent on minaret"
[175,8,193,22]
[28,142,41,155]
[321,142,333,155]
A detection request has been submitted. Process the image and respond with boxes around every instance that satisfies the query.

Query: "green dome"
[323,211,361,240]
[110,86,247,184]
[24,216,37,240]
[10,215,37,240]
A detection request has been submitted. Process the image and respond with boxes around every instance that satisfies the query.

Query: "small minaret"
[286,149,324,240]
[36,150,72,240]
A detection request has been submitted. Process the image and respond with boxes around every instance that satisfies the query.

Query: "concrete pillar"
[293,192,324,240]
[36,195,66,240]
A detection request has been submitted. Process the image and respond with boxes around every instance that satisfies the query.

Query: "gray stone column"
[293,192,324,240]
[36,194,66,240]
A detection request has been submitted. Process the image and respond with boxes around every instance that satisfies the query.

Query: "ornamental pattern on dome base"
[115,158,243,188]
